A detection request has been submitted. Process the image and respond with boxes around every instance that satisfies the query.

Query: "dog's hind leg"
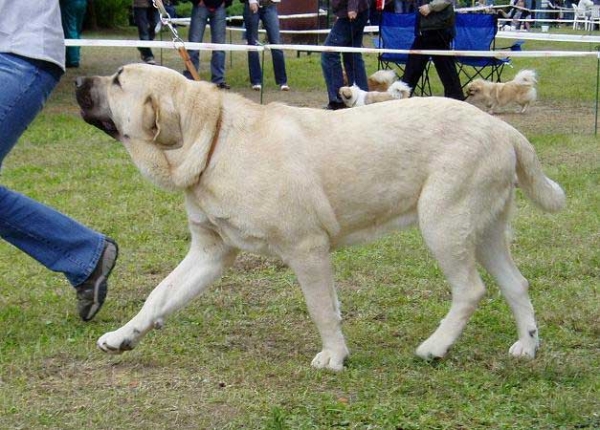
[415,194,487,360]
[286,240,348,371]
[476,212,539,359]
[97,226,238,354]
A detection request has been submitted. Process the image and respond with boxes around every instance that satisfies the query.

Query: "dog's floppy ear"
[145,94,183,150]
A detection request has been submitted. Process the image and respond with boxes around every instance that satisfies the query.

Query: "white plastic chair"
[572,4,589,30]
[589,6,600,30]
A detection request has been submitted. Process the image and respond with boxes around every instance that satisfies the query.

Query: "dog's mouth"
[80,111,120,139]
[75,77,121,139]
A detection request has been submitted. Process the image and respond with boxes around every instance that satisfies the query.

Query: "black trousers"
[402,29,464,100]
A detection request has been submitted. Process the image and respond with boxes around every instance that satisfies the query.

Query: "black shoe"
[324,101,346,110]
[75,237,118,321]
[216,82,231,90]
[142,56,156,65]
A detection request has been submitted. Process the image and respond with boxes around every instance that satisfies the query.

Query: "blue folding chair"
[454,13,524,90]
[374,12,432,96]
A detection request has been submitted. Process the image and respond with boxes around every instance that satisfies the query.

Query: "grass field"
[0,25,599,429]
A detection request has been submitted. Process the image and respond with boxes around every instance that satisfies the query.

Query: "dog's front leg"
[98,229,237,354]
[288,245,349,371]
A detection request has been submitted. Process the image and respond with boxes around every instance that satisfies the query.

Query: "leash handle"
[178,46,201,81]
[153,0,200,81]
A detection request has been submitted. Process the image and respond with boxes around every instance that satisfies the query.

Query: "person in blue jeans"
[133,0,159,64]
[321,0,370,110]
[59,0,88,68]
[0,0,118,322]
[184,0,231,89]
[242,0,289,91]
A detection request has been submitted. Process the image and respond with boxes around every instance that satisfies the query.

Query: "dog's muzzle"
[75,77,120,139]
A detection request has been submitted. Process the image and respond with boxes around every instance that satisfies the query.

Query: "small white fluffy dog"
[466,69,538,114]
[339,81,412,108]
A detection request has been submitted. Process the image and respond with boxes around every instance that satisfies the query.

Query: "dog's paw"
[310,348,348,371]
[97,329,138,354]
[415,339,449,361]
[509,338,538,359]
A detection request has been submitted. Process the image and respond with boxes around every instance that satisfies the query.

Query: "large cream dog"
[75,64,565,371]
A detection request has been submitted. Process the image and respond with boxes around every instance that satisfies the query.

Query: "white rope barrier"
[496,30,600,43]
[65,39,263,52]
[167,11,327,27]
[64,38,600,59]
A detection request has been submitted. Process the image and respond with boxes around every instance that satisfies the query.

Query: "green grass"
[0,27,599,429]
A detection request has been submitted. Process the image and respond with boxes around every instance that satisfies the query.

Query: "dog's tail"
[387,81,412,99]
[513,69,537,86]
[368,70,397,87]
[513,135,565,213]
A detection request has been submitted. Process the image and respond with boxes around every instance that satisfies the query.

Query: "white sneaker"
[252,84,262,91]
[280,84,290,91]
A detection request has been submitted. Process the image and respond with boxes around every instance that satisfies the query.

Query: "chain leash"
[152,0,201,80]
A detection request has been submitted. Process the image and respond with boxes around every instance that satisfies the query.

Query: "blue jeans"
[243,3,288,86]
[0,53,105,287]
[133,7,159,59]
[187,4,227,84]
[321,10,370,103]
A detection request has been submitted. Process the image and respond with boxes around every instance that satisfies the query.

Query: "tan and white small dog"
[342,69,398,91]
[339,81,412,108]
[367,69,398,91]
[466,69,537,114]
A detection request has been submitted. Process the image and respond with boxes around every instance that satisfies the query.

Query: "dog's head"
[465,79,490,102]
[76,64,198,147]
[339,85,361,107]
[75,64,222,189]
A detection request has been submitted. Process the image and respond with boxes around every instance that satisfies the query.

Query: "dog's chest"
[186,194,273,255]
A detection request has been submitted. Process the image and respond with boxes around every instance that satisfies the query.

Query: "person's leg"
[321,18,352,106]
[133,7,154,60]
[342,53,353,86]
[0,187,104,287]
[209,6,227,85]
[145,7,159,59]
[348,9,369,91]
[429,31,464,100]
[262,5,288,86]
[60,0,87,67]
[147,6,159,42]
[401,36,430,94]
[0,53,115,280]
[0,54,118,320]
[243,2,263,87]
[186,4,209,75]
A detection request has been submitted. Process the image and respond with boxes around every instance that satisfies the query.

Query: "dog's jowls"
[466,69,537,114]
[76,64,564,371]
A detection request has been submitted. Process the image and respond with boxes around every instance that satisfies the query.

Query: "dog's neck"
[196,107,222,185]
